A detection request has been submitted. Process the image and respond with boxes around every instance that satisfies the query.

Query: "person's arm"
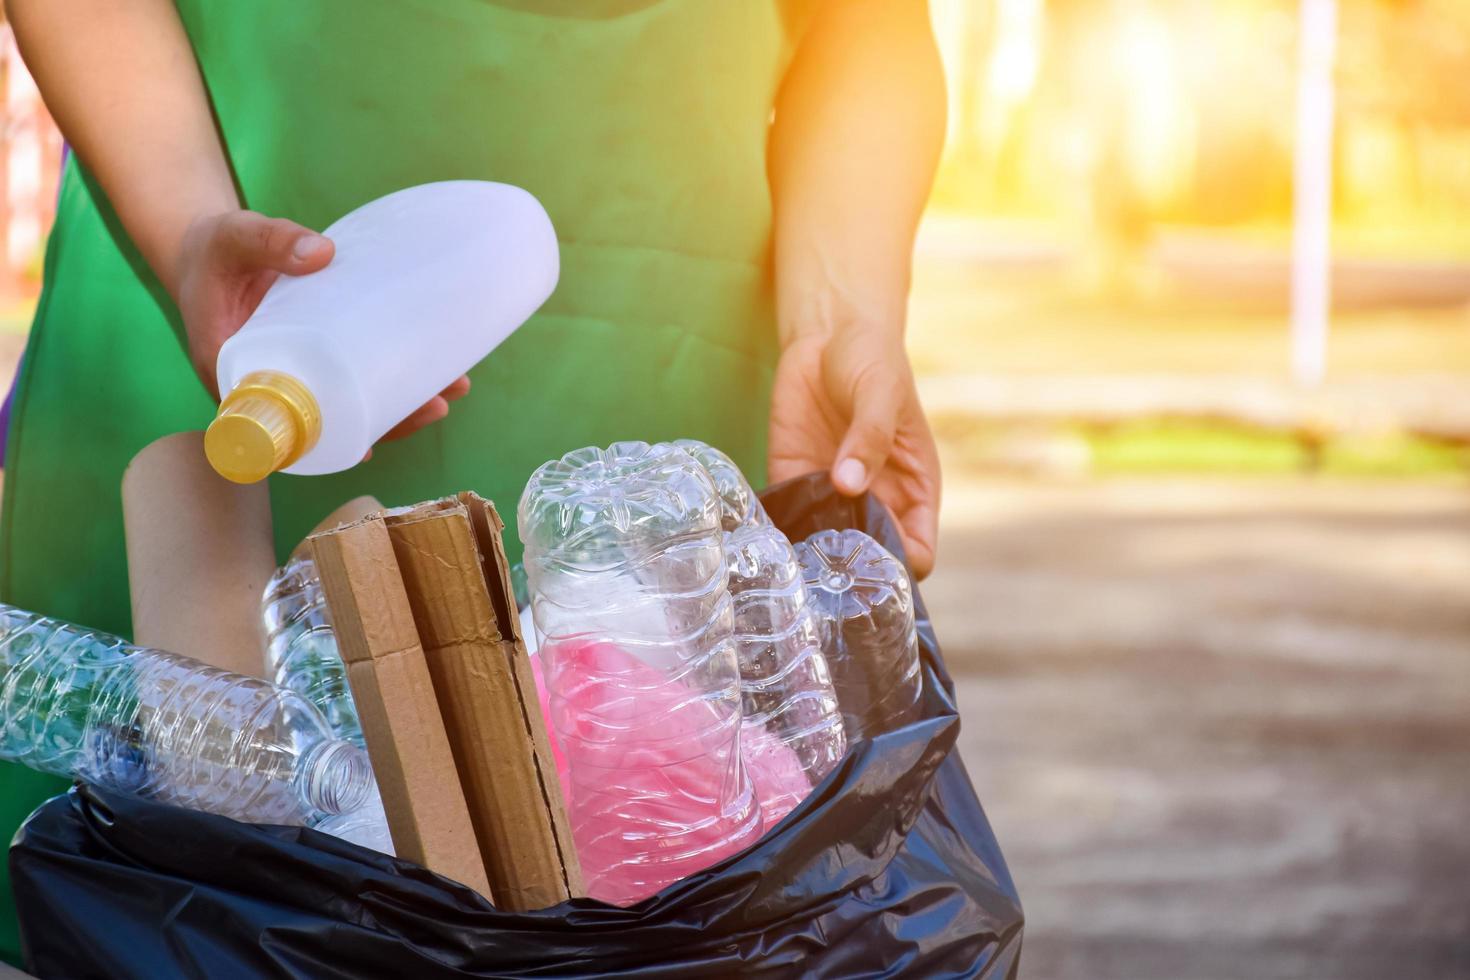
[767,0,946,576]
[8,0,464,429]
[10,0,246,298]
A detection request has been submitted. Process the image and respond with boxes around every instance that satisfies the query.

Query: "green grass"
[937,417,1470,478]
[1086,421,1301,474]
[1086,420,1468,477]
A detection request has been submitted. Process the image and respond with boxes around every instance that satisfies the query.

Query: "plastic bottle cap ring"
[205,371,321,483]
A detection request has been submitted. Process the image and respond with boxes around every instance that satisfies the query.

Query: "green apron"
[0,0,818,961]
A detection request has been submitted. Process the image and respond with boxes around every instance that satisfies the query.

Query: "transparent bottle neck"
[296,738,373,816]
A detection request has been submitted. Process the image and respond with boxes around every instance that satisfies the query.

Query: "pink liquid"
[530,639,810,905]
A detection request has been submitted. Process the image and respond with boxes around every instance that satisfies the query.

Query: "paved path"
[929,476,1470,979]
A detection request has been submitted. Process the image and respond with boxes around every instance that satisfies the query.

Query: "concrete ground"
[930,474,1470,979]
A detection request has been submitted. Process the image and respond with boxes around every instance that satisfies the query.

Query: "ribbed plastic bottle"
[796,530,924,742]
[674,440,847,823]
[519,441,761,906]
[261,555,364,747]
[0,604,376,826]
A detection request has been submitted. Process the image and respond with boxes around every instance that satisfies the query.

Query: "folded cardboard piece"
[296,495,383,557]
[311,493,581,908]
[122,432,276,677]
[382,493,583,910]
[310,517,493,898]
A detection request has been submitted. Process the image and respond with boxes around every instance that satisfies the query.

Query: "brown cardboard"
[309,516,492,897]
[292,495,384,559]
[121,431,275,677]
[384,493,583,909]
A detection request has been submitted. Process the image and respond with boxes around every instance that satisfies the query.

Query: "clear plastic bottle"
[261,555,364,747]
[672,439,767,532]
[509,560,539,656]
[0,604,374,826]
[314,790,394,855]
[796,530,924,742]
[674,440,846,822]
[261,559,394,853]
[519,441,761,906]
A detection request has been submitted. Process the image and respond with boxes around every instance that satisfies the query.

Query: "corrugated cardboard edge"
[384,495,583,909]
[309,516,492,898]
[291,495,385,560]
[457,492,584,899]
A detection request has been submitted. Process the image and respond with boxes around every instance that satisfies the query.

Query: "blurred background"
[918,2,1469,978]
[0,2,1466,978]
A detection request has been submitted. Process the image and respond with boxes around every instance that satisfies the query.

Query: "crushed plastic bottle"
[674,440,847,823]
[261,555,363,746]
[672,439,766,532]
[0,604,375,826]
[519,441,761,906]
[797,529,924,742]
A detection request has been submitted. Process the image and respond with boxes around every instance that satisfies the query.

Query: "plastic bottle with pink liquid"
[518,441,762,906]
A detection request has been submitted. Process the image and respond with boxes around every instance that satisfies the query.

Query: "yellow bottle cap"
[205,371,322,483]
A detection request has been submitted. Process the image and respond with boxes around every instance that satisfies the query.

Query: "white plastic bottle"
[205,181,559,483]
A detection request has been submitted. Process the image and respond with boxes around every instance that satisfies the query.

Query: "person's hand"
[768,322,941,578]
[173,209,470,441]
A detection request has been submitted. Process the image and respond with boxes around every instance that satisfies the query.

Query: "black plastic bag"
[11,475,1024,979]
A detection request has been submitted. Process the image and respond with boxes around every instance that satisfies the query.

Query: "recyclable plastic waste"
[673,440,846,822]
[519,440,762,906]
[205,180,560,483]
[261,555,363,747]
[313,790,394,855]
[523,636,808,870]
[259,556,398,855]
[510,560,540,655]
[11,474,1025,979]
[0,604,376,826]
[797,529,924,742]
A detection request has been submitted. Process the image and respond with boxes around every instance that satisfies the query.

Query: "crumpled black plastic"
[10,473,1024,979]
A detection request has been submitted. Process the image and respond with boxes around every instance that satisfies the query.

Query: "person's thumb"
[219,211,333,275]
[831,371,904,496]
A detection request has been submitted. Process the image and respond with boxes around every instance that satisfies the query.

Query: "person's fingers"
[900,501,939,579]
[440,375,471,402]
[768,341,839,484]
[904,420,943,579]
[379,395,450,442]
[219,212,334,276]
[831,370,905,496]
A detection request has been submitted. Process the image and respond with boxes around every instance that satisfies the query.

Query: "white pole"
[1290,0,1337,387]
